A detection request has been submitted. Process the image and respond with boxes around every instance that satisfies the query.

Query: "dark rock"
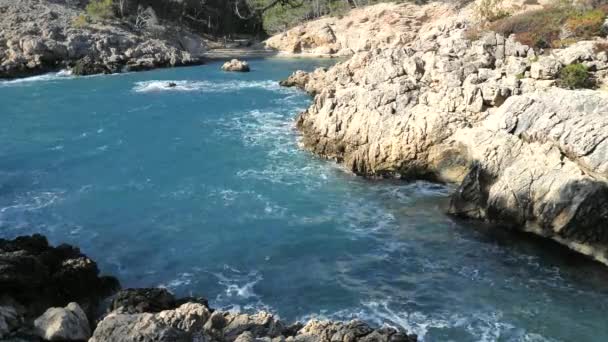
[110,288,177,314]
[0,234,120,322]
[71,56,110,76]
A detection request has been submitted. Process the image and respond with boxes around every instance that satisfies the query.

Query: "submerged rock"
[222,59,250,72]
[34,302,91,341]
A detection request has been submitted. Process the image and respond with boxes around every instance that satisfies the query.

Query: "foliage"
[564,8,606,39]
[558,63,592,89]
[489,4,608,49]
[474,0,510,23]
[257,0,405,34]
[72,13,89,28]
[86,0,115,20]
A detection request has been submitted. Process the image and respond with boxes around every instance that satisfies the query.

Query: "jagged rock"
[0,234,119,320]
[284,2,608,265]
[0,0,205,78]
[92,303,416,342]
[265,2,454,57]
[530,56,561,80]
[110,288,178,314]
[222,59,250,72]
[0,305,21,339]
[34,302,91,341]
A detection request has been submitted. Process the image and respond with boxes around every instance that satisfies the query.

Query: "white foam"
[0,70,73,86]
[132,80,297,94]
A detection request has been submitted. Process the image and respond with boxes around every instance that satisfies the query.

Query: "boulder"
[110,288,177,314]
[530,56,561,80]
[0,234,119,320]
[34,302,91,341]
[0,305,21,339]
[222,59,250,72]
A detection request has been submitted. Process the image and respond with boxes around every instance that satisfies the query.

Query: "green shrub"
[86,0,115,20]
[564,9,606,39]
[559,63,592,89]
[72,13,89,28]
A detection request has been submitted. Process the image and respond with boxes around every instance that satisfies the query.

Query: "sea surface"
[1,59,607,342]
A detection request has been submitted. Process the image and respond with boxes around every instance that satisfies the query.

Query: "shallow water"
[1,59,608,342]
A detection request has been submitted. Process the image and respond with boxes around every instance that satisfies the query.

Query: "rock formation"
[0,235,417,342]
[281,3,608,264]
[0,0,207,78]
[222,59,251,72]
[265,2,454,57]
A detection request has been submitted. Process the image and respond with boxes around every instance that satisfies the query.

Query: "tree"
[233,0,306,20]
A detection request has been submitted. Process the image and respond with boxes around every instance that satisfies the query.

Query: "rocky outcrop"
[34,302,91,341]
[222,59,251,72]
[0,235,417,341]
[285,3,608,264]
[0,234,118,339]
[0,0,207,78]
[265,2,454,57]
[91,303,416,342]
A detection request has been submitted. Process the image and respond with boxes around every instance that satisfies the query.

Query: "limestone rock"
[222,59,250,72]
[265,2,454,57]
[283,1,608,265]
[110,288,179,314]
[530,56,561,80]
[34,302,91,341]
[0,0,205,79]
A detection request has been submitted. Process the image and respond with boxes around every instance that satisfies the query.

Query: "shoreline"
[0,234,418,342]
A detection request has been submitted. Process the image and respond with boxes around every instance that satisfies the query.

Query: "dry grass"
[488,4,608,49]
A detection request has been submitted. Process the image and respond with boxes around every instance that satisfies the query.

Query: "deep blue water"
[1,59,608,342]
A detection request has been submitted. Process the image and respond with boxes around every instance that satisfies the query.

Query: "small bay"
[1,59,607,341]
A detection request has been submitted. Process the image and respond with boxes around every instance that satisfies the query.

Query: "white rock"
[34,302,90,341]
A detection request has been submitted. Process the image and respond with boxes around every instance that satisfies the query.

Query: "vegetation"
[558,63,593,89]
[473,0,510,23]
[488,3,608,49]
[72,13,89,28]
[237,0,408,34]
[86,0,115,20]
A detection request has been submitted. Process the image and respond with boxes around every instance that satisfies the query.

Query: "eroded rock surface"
[34,302,91,341]
[265,2,454,56]
[0,0,207,78]
[91,303,416,342]
[222,59,251,72]
[284,3,608,264]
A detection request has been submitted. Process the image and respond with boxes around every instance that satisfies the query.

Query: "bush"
[72,13,89,28]
[564,9,606,39]
[489,5,608,49]
[474,0,511,23]
[86,0,115,20]
[559,63,592,89]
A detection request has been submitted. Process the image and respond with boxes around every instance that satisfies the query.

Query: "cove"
[1,59,607,342]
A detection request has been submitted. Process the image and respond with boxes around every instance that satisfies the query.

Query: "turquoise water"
[1,59,608,341]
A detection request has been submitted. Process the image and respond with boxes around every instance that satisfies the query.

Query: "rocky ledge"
[281,3,608,265]
[0,0,207,78]
[0,235,417,342]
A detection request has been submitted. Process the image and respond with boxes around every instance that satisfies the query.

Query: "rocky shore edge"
[0,234,417,342]
[276,1,608,266]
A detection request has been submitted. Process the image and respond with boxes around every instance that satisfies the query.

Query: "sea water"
[1,59,607,341]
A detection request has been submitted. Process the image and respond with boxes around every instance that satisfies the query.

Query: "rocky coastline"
[0,235,417,342]
[0,0,211,79]
[277,2,608,265]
